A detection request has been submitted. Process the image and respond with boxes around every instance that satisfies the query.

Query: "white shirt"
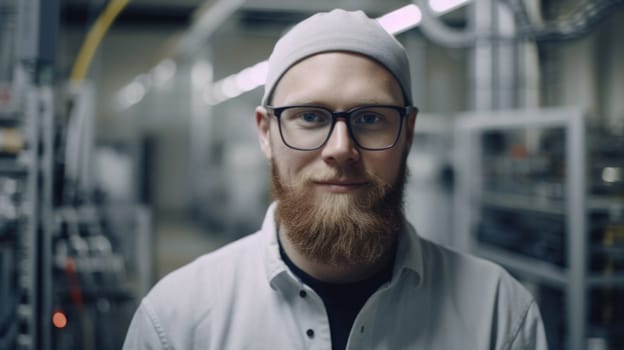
[123,203,548,350]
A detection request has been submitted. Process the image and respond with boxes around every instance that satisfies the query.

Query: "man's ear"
[404,108,418,151]
[256,106,272,159]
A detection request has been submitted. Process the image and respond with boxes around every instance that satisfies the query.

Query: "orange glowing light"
[52,311,67,329]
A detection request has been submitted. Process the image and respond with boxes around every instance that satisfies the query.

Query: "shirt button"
[299,290,307,298]
[360,325,365,333]
[306,329,314,338]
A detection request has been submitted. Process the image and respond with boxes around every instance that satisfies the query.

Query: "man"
[124,9,548,350]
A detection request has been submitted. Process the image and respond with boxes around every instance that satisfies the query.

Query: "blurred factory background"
[0,0,623,349]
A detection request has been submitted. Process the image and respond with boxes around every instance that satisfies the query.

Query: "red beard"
[271,159,407,266]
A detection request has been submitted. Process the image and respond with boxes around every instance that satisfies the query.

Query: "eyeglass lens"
[278,106,402,150]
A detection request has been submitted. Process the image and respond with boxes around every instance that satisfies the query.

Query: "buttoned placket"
[294,283,332,350]
[344,286,383,349]
[344,269,414,349]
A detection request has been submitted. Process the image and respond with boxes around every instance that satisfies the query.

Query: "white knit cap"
[261,9,413,106]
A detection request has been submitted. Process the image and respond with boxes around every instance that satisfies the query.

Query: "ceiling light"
[428,0,471,14]
[377,4,423,35]
[152,59,177,87]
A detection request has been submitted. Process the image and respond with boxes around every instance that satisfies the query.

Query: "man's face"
[256,52,416,266]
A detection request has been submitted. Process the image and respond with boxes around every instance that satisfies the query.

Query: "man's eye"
[298,111,328,124]
[354,113,382,125]
[302,112,319,122]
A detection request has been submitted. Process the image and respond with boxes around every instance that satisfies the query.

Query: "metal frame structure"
[454,107,591,350]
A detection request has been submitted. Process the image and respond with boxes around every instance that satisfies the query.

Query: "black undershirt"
[278,238,394,350]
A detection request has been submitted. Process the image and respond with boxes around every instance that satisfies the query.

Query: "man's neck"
[278,228,396,284]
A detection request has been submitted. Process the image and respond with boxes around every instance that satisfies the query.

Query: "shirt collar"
[392,220,424,288]
[262,203,297,291]
[261,202,424,290]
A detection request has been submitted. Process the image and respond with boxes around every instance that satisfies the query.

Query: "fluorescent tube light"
[428,0,470,14]
[377,4,423,35]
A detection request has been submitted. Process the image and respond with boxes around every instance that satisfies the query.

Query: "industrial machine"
[455,108,624,350]
[0,1,151,349]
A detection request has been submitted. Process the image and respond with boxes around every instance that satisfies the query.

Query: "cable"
[69,0,131,84]
[64,258,84,308]
[66,0,130,203]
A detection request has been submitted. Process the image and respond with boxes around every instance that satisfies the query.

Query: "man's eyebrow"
[292,101,326,106]
[348,100,400,107]
[358,99,394,105]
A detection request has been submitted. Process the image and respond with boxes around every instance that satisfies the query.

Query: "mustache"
[302,167,379,185]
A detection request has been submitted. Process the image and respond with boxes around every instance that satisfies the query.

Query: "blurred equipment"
[405,113,455,247]
[0,0,59,348]
[50,205,151,350]
[0,1,151,349]
[455,108,624,350]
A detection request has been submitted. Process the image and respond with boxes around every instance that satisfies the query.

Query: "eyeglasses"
[265,105,416,151]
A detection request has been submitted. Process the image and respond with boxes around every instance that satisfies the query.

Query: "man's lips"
[312,179,369,193]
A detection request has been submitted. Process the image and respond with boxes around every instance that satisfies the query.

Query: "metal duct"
[419,0,624,46]
[499,0,624,42]
[527,0,624,42]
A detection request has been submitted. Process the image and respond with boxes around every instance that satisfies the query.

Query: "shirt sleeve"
[123,299,170,350]
[509,301,550,350]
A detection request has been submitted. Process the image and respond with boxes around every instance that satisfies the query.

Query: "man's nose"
[321,120,360,164]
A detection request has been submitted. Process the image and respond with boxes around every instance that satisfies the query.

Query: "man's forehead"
[271,52,404,107]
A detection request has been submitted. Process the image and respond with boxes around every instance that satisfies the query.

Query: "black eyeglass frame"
[265,104,418,151]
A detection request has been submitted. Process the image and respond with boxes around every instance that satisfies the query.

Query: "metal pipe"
[175,0,247,57]
[417,0,479,48]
